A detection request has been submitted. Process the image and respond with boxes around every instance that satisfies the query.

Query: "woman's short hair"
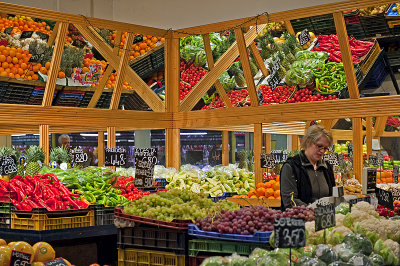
[58,134,70,145]
[301,124,333,150]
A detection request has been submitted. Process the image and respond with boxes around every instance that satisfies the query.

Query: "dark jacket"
[280,152,335,209]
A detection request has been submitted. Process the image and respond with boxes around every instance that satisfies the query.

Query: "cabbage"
[256,255,280,266]
[348,254,373,266]
[295,257,327,266]
[333,244,355,262]
[343,213,354,228]
[249,248,269,259]
[335,203,350,215]
[200,256,228,266]
[369,254,384,266]
[226,254,256,266]
[313,244,338,264]
[299,245,316,258]
[343,233,373,255]
[326,231,345,246]
[327,262,353,266]
[373,239,398,265]
[366,232,381,245]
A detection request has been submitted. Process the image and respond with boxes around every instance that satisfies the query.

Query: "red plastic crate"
[114,207,192,230]
[188,256,209,266]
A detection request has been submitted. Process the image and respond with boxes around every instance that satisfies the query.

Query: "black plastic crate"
[123,92,151,111]
[117,225,189,255]
[360,14,391,37]
[364,57,388,89]
[150,48,165,71]
[130,56,153,80]
[94,204,115,226]
[290,17,315,33]
[346,23,366,40]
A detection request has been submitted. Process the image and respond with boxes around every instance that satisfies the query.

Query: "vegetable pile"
[312,62,346,93]
[112,175,156,201]
[0,174,88,211]
[312,35,374,63]
[259,84,295,105]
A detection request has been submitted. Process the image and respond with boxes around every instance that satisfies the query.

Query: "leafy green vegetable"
[313,244,338,264]
[343,233,373,256]
[335,203,350,215]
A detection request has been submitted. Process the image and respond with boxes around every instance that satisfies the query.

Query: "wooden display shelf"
[128,42,164,66]
[227,197,281,208]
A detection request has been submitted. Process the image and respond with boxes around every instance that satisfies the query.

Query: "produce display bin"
[188,224,272,244]
[1,83,34,104]
[188,239,267,257]
[207,192,237,203]
[364,55,388,90]
[360,41,381,74]
[114,207,192,230]
[0,202,11,228]
[188,256,208,266]
[129,44,165,80]
[290,17,315,33]
[360,14,391,38]
[118,248,186,266]
[346,23,366,40]
[155,178,167,188]
[226,197,281,208]
[118,225,189,254]
[11,207,95,230]
[94,204,115,226]
[310,14,335,35]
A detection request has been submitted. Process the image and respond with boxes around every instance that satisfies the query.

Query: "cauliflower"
[358,218,387,240]
[350,209,376,223]
[335,213,345,227]
[351,201,379,218]
[332,226,352,236]
[383,219,400,242]
[305,221,325,245]
[384,239,400,260]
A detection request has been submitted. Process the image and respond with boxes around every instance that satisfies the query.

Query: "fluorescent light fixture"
[80,133,98,137]
[33,134,39,136]
[180,132,207,136]
[128,140,134,142]
[12,134,26,137]
[104,132,121,136]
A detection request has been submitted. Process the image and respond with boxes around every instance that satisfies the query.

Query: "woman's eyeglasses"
[315,143,329,152]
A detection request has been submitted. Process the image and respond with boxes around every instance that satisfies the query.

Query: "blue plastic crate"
[364,57,388,90]
[188,224,272,244]
[207,192,237,203]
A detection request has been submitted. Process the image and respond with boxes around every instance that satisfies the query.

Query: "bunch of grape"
[123,189,239,222]
[195,205,314,235]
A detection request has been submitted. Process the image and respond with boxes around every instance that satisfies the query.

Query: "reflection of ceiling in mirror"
[4,0,345,29]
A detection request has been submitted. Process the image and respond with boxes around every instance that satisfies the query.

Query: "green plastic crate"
[188,239,268,257]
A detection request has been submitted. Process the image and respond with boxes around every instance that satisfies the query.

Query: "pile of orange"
[111,32,165,60]
[0,46,40,80]
[377,170,393,184]
[0,16,51,36]
[234,178,281,199]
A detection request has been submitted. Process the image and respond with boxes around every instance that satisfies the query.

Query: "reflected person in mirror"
[280,125,335,209]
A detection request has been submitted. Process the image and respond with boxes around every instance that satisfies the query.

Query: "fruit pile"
[386,116,400,130]
[111,32,164,60]
[123,188,239,222]
[201,89,250,110]
[0,173,88,211]
[286,88,338,103]
[376,201,400,217]
[377,170,394,184]
[66,24,86,47]
[112,176,156,201]
[180,63,207,87]
[180,81,193,100]
[0,15,51,35]
[195,205,314,235]
[0,45,41,80]
[259,84,295,105]
[238,179,281,199]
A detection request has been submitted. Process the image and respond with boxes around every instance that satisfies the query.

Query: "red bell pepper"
[9,183,25,201]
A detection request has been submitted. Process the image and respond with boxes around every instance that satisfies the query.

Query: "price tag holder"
[391,187,400,202]
[35,31,49,41]
[134,148,158,188]
[44,258,69,266]
[9,250,31,266]
[393,165,399,184]
[0,156,17,175]
[267,70,280,90]
[133,35,144,44]
[274,217,306,248]
[323,153,339,166]
[261,153,276,169]
[349,196,371,211]
[315,203,336,231]
[298,29,311,46]
[20,31,33,39]
[4,27,13,35]
[71,149,89,164]
[376,187,394,210]
[104,148,127,167]
[369,155,378,165]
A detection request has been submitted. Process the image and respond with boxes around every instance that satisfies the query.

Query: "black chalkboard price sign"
[260,153,276,169]
[315,203,336,231]
[323,153,339,166]
[376,187,394,210]
[298,29,311,46]
[271,150,288,164]
[369,155,378,165]
[28,52,45,63]
[134,148,158,187]
[393,165,399,184]
[20,31,33,39]
[347,143,353,157]
[4,27,13,35]
[274,217,306,248]
[0,155,17,175]
[44,258,69,266]
[71,149,88,164]
[104,148,127,167]
[35,31,49,41]
[9,250,31,266]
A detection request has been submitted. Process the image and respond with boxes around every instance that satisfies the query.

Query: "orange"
[232,195,240,198]
[0,55,5,62]
[265,188,274,198]
[45,62,51,69]
[32,74,38,80]
[9,50,15,57]
[20,63,27,70]
[273,182,280,191]
[17,68,24,75]
[264,181,273,189]
[269,180,277,187]
[39,67,47,74]
[248,189,257,197]
[276,175,280,182]
[268,196,275,199]
[140,49,146,55]
[1,62,8,69]
[377,179,381,184]
[0,71,7,76]
[14,74,20,79]
[6,56,11,63]
[58,71,65,79]
[2,49,9,56]
[250,195,258,198]
[8,72,13,78]
[32,65,39,73]
[256,187,266,197]
[82,67,89,73]
[12,57,18,64]
[259,196,266,198]
[274,190,280,198]
[256,182,264,189]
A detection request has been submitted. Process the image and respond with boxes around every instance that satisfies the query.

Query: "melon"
[0,240,6,246]
[32,242,55,262]
[0,246,11,266]
[12,241,34,262]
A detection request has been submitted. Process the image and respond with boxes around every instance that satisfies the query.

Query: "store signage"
[0,156,17,175]
[133,35,144,44]
[71,149,88,164]
[28,51,45,63]
[377,154,384,166]
[260,153,276,169]
[9,250,31,266]
[44,258,69,266]
[271,150,288,164]
[391,187,400,202]
[104,148,127,167]
[393,165,399,184]
[274,217,306,248]
[376,187,394,210]
[134,148,157,187]
[20,31,33,39]
[323,153,339,166]
[315,203,335,231]
[369,155,378,165]
[298,29,311,46]
[3,27,12,35]
[35,31,49,41]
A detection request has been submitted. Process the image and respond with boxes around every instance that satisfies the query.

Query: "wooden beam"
[98,131,105,166]
[254,123,262,184]
[107,127,116,148]
[333,12,359,99]
[366,117,373,156]
[202,34,232,108]
[88,31,122,108]
[222,131,229,166]
[165,35,180,113]
[42,22,68,107]
[180,24,267,111]
[110,33,134,110]
[175,0,394,37]
[166,128,180,169]
[374,116,388,137]
[284,20,295,35]
[39,125,49,165]
[292,135,299,151]
[47,21,60,47]
[353,118,363,183]
[264,133,271,153]
[75,24,165,112]
[234,28,258,106]
[0,2,168,37]
[249,42,269,77]
[231,131,236,163]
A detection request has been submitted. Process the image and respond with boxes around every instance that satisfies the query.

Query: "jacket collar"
[299,150,328,169]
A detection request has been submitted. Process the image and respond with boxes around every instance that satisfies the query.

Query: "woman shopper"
[280,125,335,209]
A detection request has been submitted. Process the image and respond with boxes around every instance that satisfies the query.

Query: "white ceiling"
[5,0,344,30]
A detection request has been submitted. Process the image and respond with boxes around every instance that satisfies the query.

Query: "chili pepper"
[58,184,73,196]
[35,197,53,211]
[9,183,25,201]
[25,198,40,209]
[45,173,60,183]
[19,200,32,211]
[11,179,33,195]
[65,197,81,209]
[11,199,24,210]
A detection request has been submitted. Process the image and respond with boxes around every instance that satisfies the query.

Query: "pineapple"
[249,57,259,77]
[25,146,45,176]
[228,62,246,88]
[49,147,70,168]
[258,37,272,60]
[0,147,16,181]
[13,148,24,177]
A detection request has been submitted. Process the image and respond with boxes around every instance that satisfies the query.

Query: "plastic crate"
[11,207,94,230]
[118,225,188,254]
[188,224,272,244]
[94,204,115,226]
[188,256,208,266]
[155,178,167,188]
[114,207,192,230]
[207,192,237,203]
[188,239,267,257]
[118,248,186,266]
[364,57,388,90]
[346,23,366,40]
[0,202,11,228]
[360,14,391,37]
[290,18,315,33]
[360,41,381,75]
